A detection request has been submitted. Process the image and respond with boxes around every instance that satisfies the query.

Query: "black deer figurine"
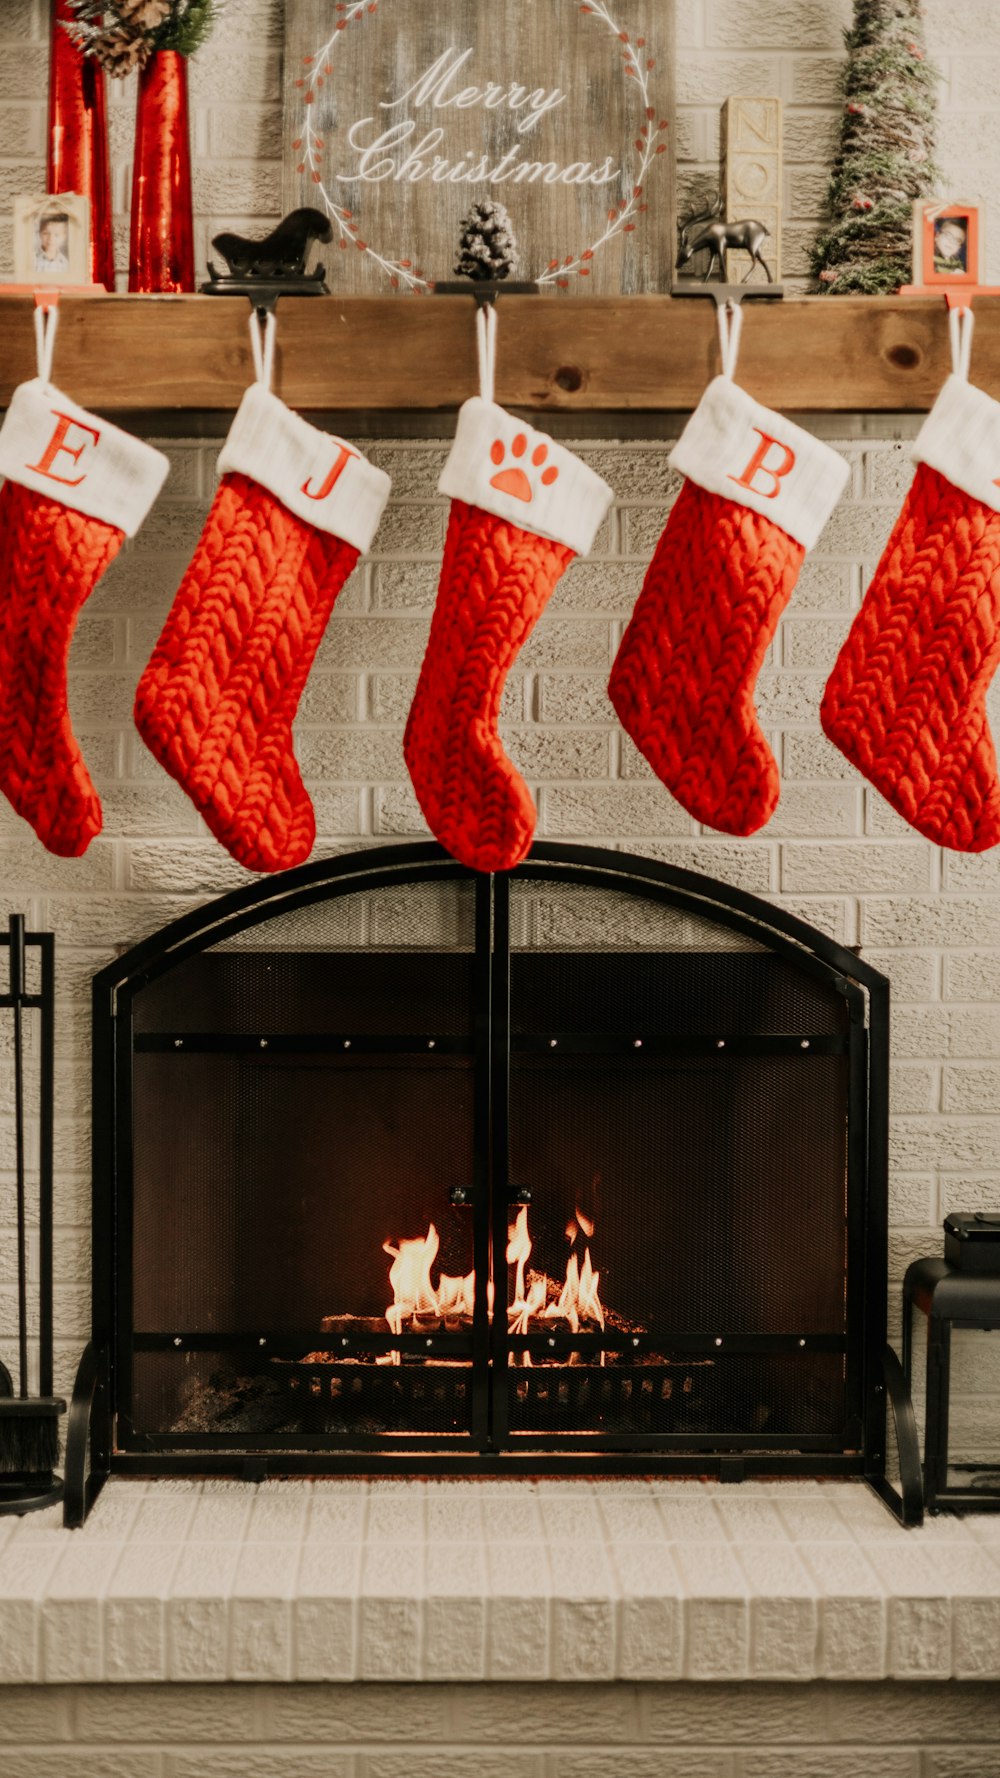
[676,199,773,284]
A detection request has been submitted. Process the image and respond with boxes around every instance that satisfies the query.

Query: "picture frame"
[912,198,981,287]
[12,191,90,285]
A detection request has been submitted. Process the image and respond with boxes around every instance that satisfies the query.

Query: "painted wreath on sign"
[292,0,667,292]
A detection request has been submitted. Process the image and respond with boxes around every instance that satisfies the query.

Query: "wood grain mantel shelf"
[2,291,999,414]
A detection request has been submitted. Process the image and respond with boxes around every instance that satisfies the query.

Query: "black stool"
[903,1257,1000,1513]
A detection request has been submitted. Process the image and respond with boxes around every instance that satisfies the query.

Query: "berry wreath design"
[292,0,668,293]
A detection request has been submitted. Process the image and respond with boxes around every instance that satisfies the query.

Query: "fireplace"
[68,841,892,1513]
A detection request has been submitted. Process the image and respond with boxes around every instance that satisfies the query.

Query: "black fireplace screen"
[91,842,889,1480]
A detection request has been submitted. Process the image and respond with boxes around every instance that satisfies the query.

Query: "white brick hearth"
[2,1477,1000,1688]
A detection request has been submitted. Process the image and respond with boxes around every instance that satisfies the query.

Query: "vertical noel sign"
[283,1,673,293]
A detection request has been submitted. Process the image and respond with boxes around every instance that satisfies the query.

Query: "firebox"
[67,841,905,1519]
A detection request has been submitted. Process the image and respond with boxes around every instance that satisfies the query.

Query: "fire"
[543,1247,605,1333]
[380,1203,605,1343]
[383,1223,474,1335]
[507,1203,532,1306]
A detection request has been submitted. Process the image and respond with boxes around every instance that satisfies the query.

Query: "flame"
[542,1246,605,1333]
[380,1204,605,1347]
[383,1222,474,1336]
[507,1204,532,1304]
[509,1275,546,1337]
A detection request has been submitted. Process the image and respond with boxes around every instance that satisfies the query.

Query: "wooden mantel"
[1,291,999,413]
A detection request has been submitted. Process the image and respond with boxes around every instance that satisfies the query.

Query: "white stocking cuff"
[0,378,168,537]
[914,375,1000,514]
[438,399,613,556]
[669,376,850,551]
[217,384,391,553]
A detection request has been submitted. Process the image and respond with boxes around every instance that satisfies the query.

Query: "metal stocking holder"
[433,279,540,303]
[200,206,333,315]
[671,282,784,310]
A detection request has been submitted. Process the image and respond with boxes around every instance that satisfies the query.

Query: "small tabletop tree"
[811,0,939,294]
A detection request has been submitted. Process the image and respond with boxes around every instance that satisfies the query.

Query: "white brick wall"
[0,9,999,1457]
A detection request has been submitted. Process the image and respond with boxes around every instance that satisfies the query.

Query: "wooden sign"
[283,1,674,295]
[722,97,782,285]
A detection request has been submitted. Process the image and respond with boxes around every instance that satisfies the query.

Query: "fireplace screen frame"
[74,841,893,1505]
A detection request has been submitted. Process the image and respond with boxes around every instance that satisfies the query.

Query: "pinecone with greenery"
[65,0,219,75]
[810,0,939,294]
[454,201,518,282]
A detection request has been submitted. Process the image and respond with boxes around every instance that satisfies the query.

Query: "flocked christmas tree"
[454,200,518,282]
[811,0,939,294]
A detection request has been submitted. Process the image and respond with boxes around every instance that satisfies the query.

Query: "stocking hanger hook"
[248,305,277,391]
[476,300,498,405]
[33,290,59,392]
[717,299,743,379]
[946,296,974,381]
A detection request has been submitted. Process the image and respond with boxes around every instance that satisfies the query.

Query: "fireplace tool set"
[0,914,62,1514]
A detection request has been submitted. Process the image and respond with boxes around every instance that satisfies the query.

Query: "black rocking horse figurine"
[676,198,774,284]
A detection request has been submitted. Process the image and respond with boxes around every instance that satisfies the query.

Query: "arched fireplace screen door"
[79,841,892,1497]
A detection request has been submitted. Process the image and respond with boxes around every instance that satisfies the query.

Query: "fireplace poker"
[0,914,64,1508]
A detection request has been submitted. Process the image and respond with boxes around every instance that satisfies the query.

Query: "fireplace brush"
[0,914,63,1512]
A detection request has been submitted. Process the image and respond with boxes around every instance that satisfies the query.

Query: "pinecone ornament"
[117,0,172,28]
[94,24,154,74]
[454,201,518,282]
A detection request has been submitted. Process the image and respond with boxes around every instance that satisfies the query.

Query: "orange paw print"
[488,433,559,504]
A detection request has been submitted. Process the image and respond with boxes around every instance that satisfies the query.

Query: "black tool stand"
[903,1257,1000,1513]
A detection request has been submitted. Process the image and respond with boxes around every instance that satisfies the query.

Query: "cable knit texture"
[404,498,575,872]
[134,472,358,873]
[822,462,1000,852]
[0,478,123,856]
[608,478,805,836]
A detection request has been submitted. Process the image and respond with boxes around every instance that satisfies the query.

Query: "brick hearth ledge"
[2,1476,1000,1687]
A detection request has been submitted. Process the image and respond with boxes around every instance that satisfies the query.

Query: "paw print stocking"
[404,306,612,872]
[608,305,849,836]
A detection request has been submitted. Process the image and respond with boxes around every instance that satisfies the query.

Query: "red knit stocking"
[404,499,574,873]
[610,480,805,835]
[135,473,359,873]
[0,481,122,855]
[822,463,1000,851]
[403,374,612,873]
[0,352,167,856]
[607,368,849,836]
[134,374,389,873]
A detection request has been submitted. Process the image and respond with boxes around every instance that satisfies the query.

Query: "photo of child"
[12,191,90,285]
[34,211,70,276]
